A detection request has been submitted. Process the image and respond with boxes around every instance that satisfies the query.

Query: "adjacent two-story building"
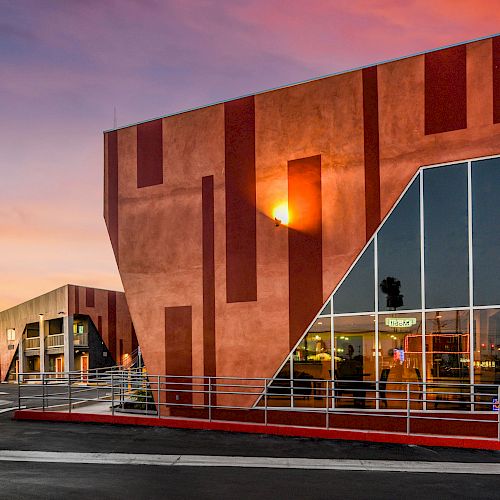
[0,285,137,381]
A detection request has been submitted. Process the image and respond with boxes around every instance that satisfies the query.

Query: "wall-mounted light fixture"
[272,203,289,227]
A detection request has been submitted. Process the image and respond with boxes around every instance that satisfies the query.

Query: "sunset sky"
[1,0,499,310]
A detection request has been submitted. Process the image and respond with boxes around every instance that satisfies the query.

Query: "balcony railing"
[74,332,88,347]
[24,337,40,350]
[46,333,64,348]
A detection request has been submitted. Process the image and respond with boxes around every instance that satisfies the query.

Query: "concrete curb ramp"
[0,450,499,474]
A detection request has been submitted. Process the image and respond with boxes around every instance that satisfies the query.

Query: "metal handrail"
[16,369,500,441]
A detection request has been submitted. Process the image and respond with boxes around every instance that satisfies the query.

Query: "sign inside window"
[385,318,417,328]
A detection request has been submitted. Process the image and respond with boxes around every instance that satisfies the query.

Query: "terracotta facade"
[104,36,500,389]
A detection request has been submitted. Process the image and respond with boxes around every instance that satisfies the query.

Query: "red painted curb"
[13,409,500,451]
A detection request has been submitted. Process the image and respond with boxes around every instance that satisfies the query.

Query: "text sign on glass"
[385,318,417,328]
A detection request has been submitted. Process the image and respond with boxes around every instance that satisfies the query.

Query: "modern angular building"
[104,35,500,410]
[0,285,137,381]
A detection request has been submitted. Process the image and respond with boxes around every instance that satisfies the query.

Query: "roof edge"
[104,31,499,134]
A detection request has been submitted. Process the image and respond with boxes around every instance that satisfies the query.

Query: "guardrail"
[46,333,65,348]
[15,371,500,440]
[23,337,40,350]
[73,332,88,346]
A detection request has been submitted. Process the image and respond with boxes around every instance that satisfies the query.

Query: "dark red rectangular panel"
[224,96,257,303]
[165,306,193,404]
[202,176,216,380]
[107,291,117,362]
[137,119,163,188]
[73,285,79,315]
[106,131,119,264]
[85,288,95,308]
[493,37,500,123]
[362,66,381,240]
[425,45,467,135]
[288,155,323,349]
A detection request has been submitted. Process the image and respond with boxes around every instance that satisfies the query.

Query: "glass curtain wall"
[264,155,500,411]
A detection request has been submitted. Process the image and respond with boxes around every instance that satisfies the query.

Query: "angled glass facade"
[266,156,500,411]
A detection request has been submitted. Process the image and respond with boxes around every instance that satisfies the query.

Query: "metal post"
[332,379,335,410]
[208,376,212,422]
[17,377,21,410]
[157,375,161,418]
[264,379,268,426]
[68,373,72,414]
[406,383,411,435]
[326,380,330,430]
[42,373,45,412]
[111,371,114,416]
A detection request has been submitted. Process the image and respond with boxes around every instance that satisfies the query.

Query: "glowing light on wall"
[273,203,289,226]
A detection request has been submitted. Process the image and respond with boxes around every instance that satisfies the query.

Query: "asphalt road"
[1,383,500,499]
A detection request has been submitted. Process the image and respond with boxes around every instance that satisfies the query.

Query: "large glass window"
[472,158,500,306]
[378,178,421,311]
[473,308,500,411]
[425,310,470,409]
[333,242,374,314]
[265,156,500,414]
[333,315,376,408]
[293,318,331,408]
[378,313,423,409]
[424,164,469,308]
[473,308,500,384]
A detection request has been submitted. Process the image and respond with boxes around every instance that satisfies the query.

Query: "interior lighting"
[273,204,289,227]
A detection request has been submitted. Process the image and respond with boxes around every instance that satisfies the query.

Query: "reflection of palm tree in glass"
[380,276,404,310]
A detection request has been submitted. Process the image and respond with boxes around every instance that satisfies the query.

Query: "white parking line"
[0,451,498,474]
